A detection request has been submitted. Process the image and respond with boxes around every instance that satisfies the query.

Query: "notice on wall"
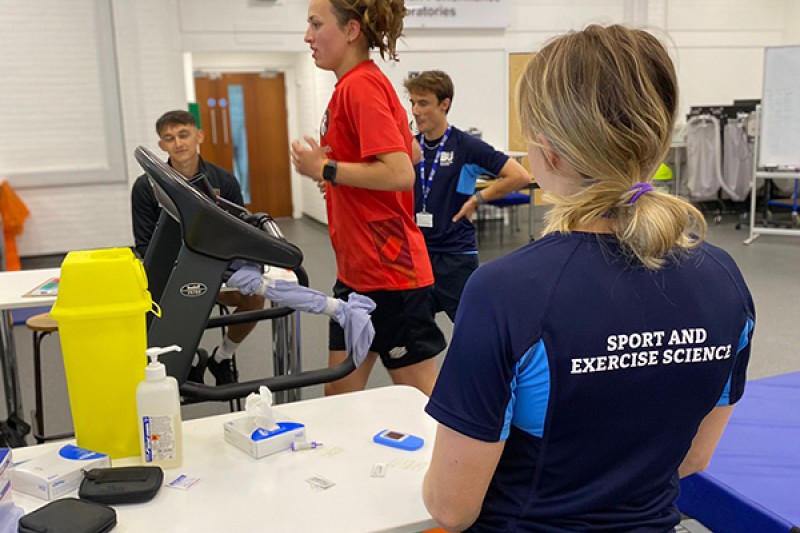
[405,0,509,29]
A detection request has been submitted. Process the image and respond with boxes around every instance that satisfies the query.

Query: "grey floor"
[5,205,799,436]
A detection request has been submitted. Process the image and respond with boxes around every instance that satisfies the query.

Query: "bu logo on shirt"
[439,151,454,166]
[320,109,330,137]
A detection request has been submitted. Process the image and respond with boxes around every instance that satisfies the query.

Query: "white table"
[12,385,439,533]
[0,268,60,430]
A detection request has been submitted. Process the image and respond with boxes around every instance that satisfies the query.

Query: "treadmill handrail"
[206,265,310,328]
[179,357,356,401]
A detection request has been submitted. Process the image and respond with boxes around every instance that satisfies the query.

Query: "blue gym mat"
[677,372,800,533]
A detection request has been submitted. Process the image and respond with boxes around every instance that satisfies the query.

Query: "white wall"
[3,0,799,254]
[1,0,185,256]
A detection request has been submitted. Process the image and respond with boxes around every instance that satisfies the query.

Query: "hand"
[291,136,326,182]
[452,195,479,223]
[227,262,265,296]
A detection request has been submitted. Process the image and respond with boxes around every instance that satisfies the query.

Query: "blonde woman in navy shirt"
[423,25,755,532]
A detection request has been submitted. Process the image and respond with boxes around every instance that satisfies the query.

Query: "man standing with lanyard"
[405,71,530,321]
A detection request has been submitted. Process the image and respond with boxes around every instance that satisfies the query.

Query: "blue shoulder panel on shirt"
[502,340,551,439]
[717,318,755,407]
[457,164,493,195]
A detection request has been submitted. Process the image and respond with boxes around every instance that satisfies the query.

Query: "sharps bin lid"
[50,247,153,321]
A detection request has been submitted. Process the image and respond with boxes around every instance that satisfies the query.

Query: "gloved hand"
[331,293,376,368]
[226,262,265,296]
[261,280,376,367]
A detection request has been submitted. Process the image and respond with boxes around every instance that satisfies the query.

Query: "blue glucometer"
[373,429,424,451]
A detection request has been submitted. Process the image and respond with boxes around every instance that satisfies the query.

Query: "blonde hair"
[330,0,406,61]
[516,24,706,269]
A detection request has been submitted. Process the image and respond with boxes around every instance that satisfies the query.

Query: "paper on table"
[23,277,59,297]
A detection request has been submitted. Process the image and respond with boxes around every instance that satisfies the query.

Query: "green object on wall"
[188,102,201,129]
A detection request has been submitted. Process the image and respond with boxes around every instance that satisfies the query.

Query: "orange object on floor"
[0,180,30,270]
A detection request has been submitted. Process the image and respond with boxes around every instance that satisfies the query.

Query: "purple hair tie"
[628,182,654,204]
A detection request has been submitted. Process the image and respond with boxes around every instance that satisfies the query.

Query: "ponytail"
[330,0,406,61]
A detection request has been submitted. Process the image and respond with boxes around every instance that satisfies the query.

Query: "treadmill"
[134,146,353,402]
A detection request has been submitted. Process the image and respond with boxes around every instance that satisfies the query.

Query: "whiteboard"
[759,46,800,168]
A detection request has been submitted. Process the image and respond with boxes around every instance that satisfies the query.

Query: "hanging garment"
[723,120,753,202]
[0,180,30,271]
[685,115,737,201]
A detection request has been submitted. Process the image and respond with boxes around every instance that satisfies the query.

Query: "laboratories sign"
[405,0,509,29]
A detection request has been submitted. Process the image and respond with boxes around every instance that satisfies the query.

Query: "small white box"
[1,448,12,505]
[0,448,11,481]
[11,444,110,500]
[224,419,306,459]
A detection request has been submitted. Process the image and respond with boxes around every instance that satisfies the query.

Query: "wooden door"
[508,53,546,205]
[194,72,293,218]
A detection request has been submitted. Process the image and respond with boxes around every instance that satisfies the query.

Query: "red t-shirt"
[320,60,433,292]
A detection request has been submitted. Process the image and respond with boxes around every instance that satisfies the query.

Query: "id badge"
[416,211,434,228]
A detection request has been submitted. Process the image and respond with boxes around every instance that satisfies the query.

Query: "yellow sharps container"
[50,248,154,459]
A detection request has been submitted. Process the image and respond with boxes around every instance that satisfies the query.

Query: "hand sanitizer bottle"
[136,345,183,469]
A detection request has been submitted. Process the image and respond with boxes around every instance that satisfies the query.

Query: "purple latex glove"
[264,279,333,314]
[331,293,376,368]
[265,280,376,366]
[226,262,265,296]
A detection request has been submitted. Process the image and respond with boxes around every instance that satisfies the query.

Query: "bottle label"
[142,415,177,462]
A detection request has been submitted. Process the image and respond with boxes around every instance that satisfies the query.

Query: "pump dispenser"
[136,345,183,468]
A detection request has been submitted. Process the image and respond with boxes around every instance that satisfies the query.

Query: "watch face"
[323,161,336,182]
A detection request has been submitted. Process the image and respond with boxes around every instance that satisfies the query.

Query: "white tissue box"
[224,419,306,459]
[11,444,110,500]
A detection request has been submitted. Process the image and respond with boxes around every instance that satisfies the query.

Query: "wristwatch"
[322,159,338,186]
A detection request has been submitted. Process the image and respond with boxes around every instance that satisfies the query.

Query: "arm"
[678,405,733,478]
[453,158,531,222]
[130,178,161,258]
[411,138,422,165]
[291,136,414,191]
[423,424,505,532]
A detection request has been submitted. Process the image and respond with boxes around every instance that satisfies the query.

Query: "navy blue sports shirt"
[414,126,509,254]
[426,232,754,532]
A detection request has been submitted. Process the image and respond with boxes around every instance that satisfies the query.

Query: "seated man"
[131,109,265,385]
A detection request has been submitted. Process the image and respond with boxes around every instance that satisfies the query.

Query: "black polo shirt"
[131,157,243,258]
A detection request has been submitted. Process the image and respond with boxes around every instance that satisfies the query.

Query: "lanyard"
[418,125,452,212]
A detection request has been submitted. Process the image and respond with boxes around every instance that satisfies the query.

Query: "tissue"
[223,388,306,459]
[244,386,279,432]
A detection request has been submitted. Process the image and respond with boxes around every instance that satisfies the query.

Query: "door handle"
[222,108,230,145]
[207,97,218,145]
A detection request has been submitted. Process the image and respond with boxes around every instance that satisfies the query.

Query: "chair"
[24,312,74,444]
[487,191,531,241]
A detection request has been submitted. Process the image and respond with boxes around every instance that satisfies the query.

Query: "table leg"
[0,310,21,418]
[528,198,535,241]
[0,309,30,446]
[528,183,537,241]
